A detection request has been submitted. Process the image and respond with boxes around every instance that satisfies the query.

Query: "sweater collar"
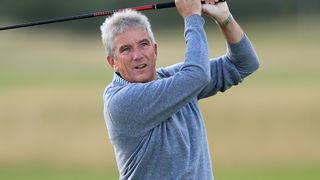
[112,72,161,86]
[112,72,130,86]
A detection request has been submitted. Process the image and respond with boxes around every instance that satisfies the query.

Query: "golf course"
[1,14,320,179]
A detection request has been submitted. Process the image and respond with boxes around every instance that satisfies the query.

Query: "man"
[100,0,259,179]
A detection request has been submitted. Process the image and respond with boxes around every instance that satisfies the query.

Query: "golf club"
[0,0,226,31]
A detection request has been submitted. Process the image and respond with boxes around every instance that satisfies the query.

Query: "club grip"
[155,0,226,10]
[154,2,176,9]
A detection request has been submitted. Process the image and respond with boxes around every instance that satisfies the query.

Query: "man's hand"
[202,0,230,23]
[202,0,244,44]
[175,0,202,18]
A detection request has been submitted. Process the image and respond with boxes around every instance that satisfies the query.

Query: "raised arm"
[198,1,260,99]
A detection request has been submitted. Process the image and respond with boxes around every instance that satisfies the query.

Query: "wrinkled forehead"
[113,27,152,47]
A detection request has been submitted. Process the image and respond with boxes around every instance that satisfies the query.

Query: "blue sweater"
[103,15,259,180]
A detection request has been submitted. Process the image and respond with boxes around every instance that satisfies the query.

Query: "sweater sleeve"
[198,34,260,99]
[106,15,210,137]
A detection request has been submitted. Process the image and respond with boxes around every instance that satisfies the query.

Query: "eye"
[141,42,148,46]
[119,46,130,53]
[139,40,150,47]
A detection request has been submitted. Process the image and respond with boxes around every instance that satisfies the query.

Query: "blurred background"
[0,0,320,179]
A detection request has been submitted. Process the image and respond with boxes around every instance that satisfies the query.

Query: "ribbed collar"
[112,72,162,86]
[112,73,130,86]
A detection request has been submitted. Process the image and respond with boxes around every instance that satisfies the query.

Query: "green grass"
[216,164,320,180]
[1,164,319,180]
[1,17,320,179]
[0,166,118,180]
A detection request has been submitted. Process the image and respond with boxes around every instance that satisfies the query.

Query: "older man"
[100,0,259,179]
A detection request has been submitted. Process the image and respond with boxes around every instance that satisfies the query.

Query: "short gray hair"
[100,9,156,57]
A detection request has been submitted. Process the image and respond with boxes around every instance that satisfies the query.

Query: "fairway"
[1,17,320,179]
[1,165,320,180]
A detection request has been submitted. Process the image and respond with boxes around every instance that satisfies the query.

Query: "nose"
[132,48,143,61]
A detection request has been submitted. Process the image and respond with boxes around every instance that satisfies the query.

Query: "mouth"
[134,64,147,70]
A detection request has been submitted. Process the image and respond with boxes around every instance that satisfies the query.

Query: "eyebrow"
[118,38,151,51]
[119,44,130,51]
[141,38,152,43]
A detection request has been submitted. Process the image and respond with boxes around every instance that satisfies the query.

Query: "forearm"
[197,35,259,99]
[202,1,243,43]
[202,2,259,76]
[218,15,244,44]
[183,14,210,80]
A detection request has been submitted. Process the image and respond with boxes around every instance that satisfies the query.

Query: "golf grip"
[155,0,226,9]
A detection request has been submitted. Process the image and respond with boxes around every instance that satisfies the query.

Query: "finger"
[209,0,216,4]
[202,3,216,14]
[202,0,215,5]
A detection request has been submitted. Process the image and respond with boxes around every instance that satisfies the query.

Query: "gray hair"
[100,9,156,57]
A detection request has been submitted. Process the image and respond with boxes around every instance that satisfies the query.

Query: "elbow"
[254,53,261,70]
[237,57,260,79]
[182,62,211,86]
[242,54,260,74]
[202,70,211,85]
[252,57,260,72]
[194,64,211,86]
[248,46,260,72]
[189,68,211,87]
[193,67,211,88]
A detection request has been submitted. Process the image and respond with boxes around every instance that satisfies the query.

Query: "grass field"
[1,164,320,180]
[1,17,320,179]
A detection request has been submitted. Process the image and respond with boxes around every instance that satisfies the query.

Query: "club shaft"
[0,0,225,31]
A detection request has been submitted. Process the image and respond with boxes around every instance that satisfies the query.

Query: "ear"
[106,55,118,71]
[153,43,158,59]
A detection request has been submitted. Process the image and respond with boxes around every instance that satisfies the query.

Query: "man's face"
[107,28,158,83]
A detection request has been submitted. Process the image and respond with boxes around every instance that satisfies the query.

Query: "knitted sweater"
[103,14,259,180]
